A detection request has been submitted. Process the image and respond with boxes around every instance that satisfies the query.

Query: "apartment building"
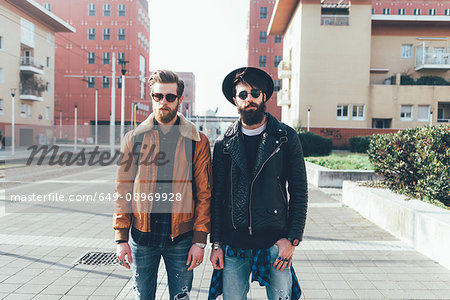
[0,0,74,146]
[268,0,450,147]
[34,0,150,142]
[248,0,282,119]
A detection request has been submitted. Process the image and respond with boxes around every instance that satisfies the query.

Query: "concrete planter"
[343,181,450,270]
[305,161,380,188]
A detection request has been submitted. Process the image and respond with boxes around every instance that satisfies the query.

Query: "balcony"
[277,89,291,106]
[278,60,292,79]
[20,87,44,101]
[20,56,44,75]
[20,76,46,101]
[415,43,450,71]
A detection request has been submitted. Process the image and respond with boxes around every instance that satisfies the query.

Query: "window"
[44,3,51,11]
[45,107,51,120]
[400,105,413,121]
[274,56,282,68]
[446,9,450,16]
[21,18,35,48]
[401,44,413,59]
[46,57,50,68]
[429,9,436,16]
[352,105,365,120]
[371,8,375,14]
[103,76,110,88]
[417,105,430,122]
[0,68,4,83]
[398,8,405,15]
[103,52,110,64]
[88,3,96,16]
[88,76,95,88]
[0,99,4,115]
[413,8,421,15]
[88,28,95,40]
[88,52,95,64]
[118,52,125,64]
[337,104,349,120]
[103,28,110,40]
[382,8,390,15]
[274,80,281,92]
[103,4,111,16]
[259,55,266,67]
[259,31,267,43]
[20,103,26,117]
[260,7,267,19]
[118,4,126,16]
[27,104,32,117]
[275,35,282,43]
[118,28,125,40]
[0,36,3,49]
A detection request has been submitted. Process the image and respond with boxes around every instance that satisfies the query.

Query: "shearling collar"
[133,112,201,142]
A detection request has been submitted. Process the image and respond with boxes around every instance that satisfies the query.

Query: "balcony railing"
[278,60,292,79]
[415,43,450,71]
[277,89,291,106]
[20,87,44,101]
[20,56,44,74]
[321,15,350,26]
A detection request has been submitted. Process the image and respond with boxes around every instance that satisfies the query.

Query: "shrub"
[368,126,450,206]
[298,131,332,157]
[416,76,450,86]
[349,136,371,153]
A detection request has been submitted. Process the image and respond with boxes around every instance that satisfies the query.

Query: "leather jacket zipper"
[248,140,286,235]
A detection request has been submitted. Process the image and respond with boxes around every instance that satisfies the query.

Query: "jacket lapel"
[227,132,248,176]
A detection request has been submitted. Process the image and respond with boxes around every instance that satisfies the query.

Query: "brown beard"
[157,102,179,124]
[238,101,266,125]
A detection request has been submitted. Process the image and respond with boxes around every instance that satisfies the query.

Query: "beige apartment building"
[268,0,450,146]
[0,0,74,146]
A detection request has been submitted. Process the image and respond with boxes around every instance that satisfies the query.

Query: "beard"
[155,102,179,124]
[238,101,266,126]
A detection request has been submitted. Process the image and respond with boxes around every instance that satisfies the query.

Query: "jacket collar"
[133,112,201,142]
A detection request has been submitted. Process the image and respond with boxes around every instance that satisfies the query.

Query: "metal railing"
[321,15,350,26]
[20,56,44,70]
[415,43,450,68]
[20,87,43,97]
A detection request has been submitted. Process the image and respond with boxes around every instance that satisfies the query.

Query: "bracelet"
[212,242,222,250]
[115,240,127,244]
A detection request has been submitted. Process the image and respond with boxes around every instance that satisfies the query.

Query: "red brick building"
[35,0,150,141]
[371,0,450,15]
[248,0,282,119]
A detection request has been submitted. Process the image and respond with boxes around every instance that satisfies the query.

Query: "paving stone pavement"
[0,165,449,299]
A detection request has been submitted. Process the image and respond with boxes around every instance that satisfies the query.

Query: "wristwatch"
[194,242,206,249]
[287,237,300,247]
[212,242,222,250]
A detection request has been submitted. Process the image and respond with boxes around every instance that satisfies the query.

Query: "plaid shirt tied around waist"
[208,245,302,300]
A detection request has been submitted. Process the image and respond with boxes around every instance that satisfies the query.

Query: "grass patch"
[305,152,373,170]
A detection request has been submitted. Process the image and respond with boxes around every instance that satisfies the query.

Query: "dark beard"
[157,102,179,123]
[238,101,266,126]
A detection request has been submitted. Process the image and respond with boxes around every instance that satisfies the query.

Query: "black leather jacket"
[211,113,308,243]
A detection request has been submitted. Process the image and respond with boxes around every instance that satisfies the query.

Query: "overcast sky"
[148,0,250,116]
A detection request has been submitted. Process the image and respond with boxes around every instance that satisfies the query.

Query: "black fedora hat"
[222,67,274,105]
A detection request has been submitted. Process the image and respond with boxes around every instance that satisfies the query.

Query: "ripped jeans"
[129,235,193,300]
[222,244,292,300]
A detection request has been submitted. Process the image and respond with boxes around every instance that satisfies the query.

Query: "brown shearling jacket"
[113,113,212,244]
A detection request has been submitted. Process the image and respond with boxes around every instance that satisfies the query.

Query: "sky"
[148,0,250,116]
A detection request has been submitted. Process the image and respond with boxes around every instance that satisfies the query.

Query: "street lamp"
[119,59,129,144]
[95,89,98,145]
[10,88,16,155]
[74,104,78,152]
[307,106,311,132]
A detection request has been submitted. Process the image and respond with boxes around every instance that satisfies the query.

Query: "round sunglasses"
[152,93,179,103]
[236,89,262,101]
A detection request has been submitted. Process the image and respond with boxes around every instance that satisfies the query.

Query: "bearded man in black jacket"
[208,67,308,300]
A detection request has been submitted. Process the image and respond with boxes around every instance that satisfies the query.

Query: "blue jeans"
[222,244,292,300]
[129,235,193,300]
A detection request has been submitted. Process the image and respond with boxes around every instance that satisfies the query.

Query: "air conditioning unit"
[277,89,291,106]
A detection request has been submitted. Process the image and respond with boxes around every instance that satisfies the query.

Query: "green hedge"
[349,136,371,153]
[298,131,332,157]
[386,75,450,86]
[368,126,450,206]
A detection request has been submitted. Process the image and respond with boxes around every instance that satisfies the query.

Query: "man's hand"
[116,242,133,269]
[273,238,295,271]
[186,244,204,271]
[210,248,224,270]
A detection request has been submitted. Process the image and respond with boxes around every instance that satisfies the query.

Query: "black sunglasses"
[236,89,262,101]
[152,93,178,103]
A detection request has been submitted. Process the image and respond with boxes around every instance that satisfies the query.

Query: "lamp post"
[59,110,62,139]
[10,88,16,156]
[307,107,311,132]
[119,60,129,145]
[74,104,78,152]
[110,52,116,154]
[95,89,98,145]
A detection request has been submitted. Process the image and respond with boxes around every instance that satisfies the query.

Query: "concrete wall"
[343,181,450,270]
